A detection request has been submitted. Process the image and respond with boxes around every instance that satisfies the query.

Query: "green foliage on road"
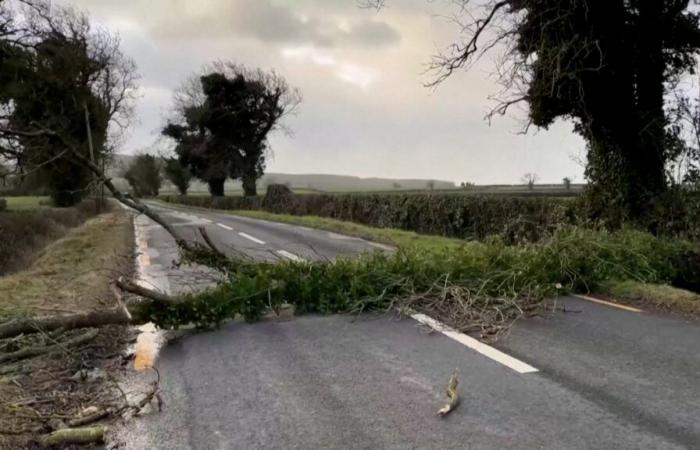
[145,227,699,337]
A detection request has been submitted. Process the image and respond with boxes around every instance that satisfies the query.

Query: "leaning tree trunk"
[208,177,225,197]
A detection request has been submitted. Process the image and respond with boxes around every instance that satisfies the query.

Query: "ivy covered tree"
[163,63,300,197]
[368,0,700,222]
[124,154,161,197]
[0,1,137,206]
[162,156,193,195]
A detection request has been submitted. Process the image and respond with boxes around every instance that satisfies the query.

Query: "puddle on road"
[131,322,164,371]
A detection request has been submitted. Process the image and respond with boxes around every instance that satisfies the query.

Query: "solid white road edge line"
[277,250,305,262]
[216,223,233,231]
[571,294,643,313]
[411,313,538,374]
[239,232,266,245]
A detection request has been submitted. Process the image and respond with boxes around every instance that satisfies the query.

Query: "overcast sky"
[62,0,586,184]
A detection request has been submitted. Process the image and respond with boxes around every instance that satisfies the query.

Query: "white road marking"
[368,242,395,251]
[239,232,266,245]
[216,223,233,231]
[411,313,538,374]
[200,218,213,224]
[277,250,305,262]
[572,294,643,313]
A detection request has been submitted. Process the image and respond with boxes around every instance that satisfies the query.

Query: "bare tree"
[521,173,538,190]
[562,177,572,190]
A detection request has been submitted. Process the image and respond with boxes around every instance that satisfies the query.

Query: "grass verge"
[4,196,50,210]
[0,208,134,319]
[0,207,135,447]
[597,280,700,315]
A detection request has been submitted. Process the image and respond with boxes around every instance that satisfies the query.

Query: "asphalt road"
[115,202,700,449]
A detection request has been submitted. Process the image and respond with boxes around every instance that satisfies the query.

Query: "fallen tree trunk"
[0,309,131,340]
[0,281,180,340]
[116,277,178,305]
[0,328,99,363]
[39,425,105,448]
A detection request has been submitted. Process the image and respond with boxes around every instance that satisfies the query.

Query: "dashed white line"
[200,218,213,224]
[216,223,233,231]
[238,232,266,245]
[411,313,538,374]
[276,250,305,262]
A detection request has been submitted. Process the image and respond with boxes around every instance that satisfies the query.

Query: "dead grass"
[0,209,134,319]
[0,208,135,447]
[597,280,700,315]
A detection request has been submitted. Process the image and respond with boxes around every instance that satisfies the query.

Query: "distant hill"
[110,154,455,193]
[257,173,455,192]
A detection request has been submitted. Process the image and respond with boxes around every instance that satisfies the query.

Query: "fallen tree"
[1,139,699,341]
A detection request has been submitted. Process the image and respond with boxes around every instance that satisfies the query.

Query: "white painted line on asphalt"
[216,223,233,231]
[368,242,395,251]
[239,232,266,245]
[572,294,643,313]
[277,250,305,262]
[411,313,538,374]
[199,218,213,224]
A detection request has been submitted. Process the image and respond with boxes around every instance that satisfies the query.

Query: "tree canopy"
[124,154,161,197]
[369,0,700,222]
[0,0,137,205]
[163,63,300,197]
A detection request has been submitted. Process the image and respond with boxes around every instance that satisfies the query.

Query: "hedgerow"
[162,188,700,242]
[161,192,580,243]
[144,227,697,338]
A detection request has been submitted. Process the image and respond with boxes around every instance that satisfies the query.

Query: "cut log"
[0,308,131,340]
[0,328,100,363]
[116,277,177,304]
[39,425,105,448]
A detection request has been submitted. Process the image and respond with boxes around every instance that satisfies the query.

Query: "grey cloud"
[148,0,400,47]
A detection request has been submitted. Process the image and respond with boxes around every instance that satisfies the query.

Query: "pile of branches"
[0,326,161,447]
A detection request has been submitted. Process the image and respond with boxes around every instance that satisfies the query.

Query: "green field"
[4,196,50,210]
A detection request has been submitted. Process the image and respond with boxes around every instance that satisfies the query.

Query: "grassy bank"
[0,201,101,275]
[4,195,50,210]
[0,207,135,447]
[597,280,700,315]
[0,208,134,318]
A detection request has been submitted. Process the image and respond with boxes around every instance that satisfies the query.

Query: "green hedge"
[161,192,581,243]
[161,188,700,243]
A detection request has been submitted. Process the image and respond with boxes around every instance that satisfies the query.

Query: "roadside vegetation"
[0,207,133,318]
[0,207,135,447]
[1,0,700,445]
[0,199,99,275]
[145,226,699,339]
[596,281,700,315]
